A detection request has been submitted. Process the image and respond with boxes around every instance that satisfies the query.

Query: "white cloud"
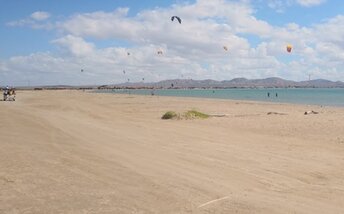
[266,0,325,12]
[52,35,95,57]
[267,0,293,13]
[296,0,326,7]
[313,15,344,48]
[59,8,139,39]
[1,0,344,86]
[58,0,268,57]
[30,11,51,21]
[6,11,52,29]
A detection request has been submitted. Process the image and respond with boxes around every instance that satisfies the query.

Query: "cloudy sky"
[1,0,344,86]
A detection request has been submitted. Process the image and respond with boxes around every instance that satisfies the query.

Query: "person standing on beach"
[3,86,9,100]
[267,92,270,97]
[276,93,278,98]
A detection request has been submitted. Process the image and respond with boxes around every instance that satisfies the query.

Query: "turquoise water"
[98,88,344,107]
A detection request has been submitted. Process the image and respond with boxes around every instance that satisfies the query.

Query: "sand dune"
[1,90,344,213]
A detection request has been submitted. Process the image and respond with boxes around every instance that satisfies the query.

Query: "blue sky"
[0,0,178,57]
[1,0,344,86]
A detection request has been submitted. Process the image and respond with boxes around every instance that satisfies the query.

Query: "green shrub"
[161,111,178,120]
[184,110,209,119]
[162,110,209,120]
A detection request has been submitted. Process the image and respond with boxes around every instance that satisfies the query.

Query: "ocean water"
[98,88,344,107]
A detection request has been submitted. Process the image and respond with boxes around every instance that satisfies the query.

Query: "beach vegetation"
[161,111,178,119]
[184,110,209,119]
[162,110,209,120]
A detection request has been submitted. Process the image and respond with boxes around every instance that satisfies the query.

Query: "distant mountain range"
[111,77,344,89]
[11,77,344,90]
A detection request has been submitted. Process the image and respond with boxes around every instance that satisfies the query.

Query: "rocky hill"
[112,77,344,89]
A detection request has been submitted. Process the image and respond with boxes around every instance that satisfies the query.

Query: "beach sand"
[1,90,344,213]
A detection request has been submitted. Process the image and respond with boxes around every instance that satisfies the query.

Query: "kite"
[286,44,292,53]
[171,16,181,24]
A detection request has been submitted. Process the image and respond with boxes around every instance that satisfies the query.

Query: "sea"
[98,88,344,107]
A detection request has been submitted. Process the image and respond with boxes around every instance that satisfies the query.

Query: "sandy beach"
[1,90,344,213]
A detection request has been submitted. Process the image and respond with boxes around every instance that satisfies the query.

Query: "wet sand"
[1,90,344,213]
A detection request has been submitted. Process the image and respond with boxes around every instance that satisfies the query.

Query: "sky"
[1,0,344,86]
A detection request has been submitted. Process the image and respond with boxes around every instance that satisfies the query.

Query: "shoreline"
[96,88,344,108]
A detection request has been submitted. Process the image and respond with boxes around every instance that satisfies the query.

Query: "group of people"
[3,86,16,101]
[267,92,278,98]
